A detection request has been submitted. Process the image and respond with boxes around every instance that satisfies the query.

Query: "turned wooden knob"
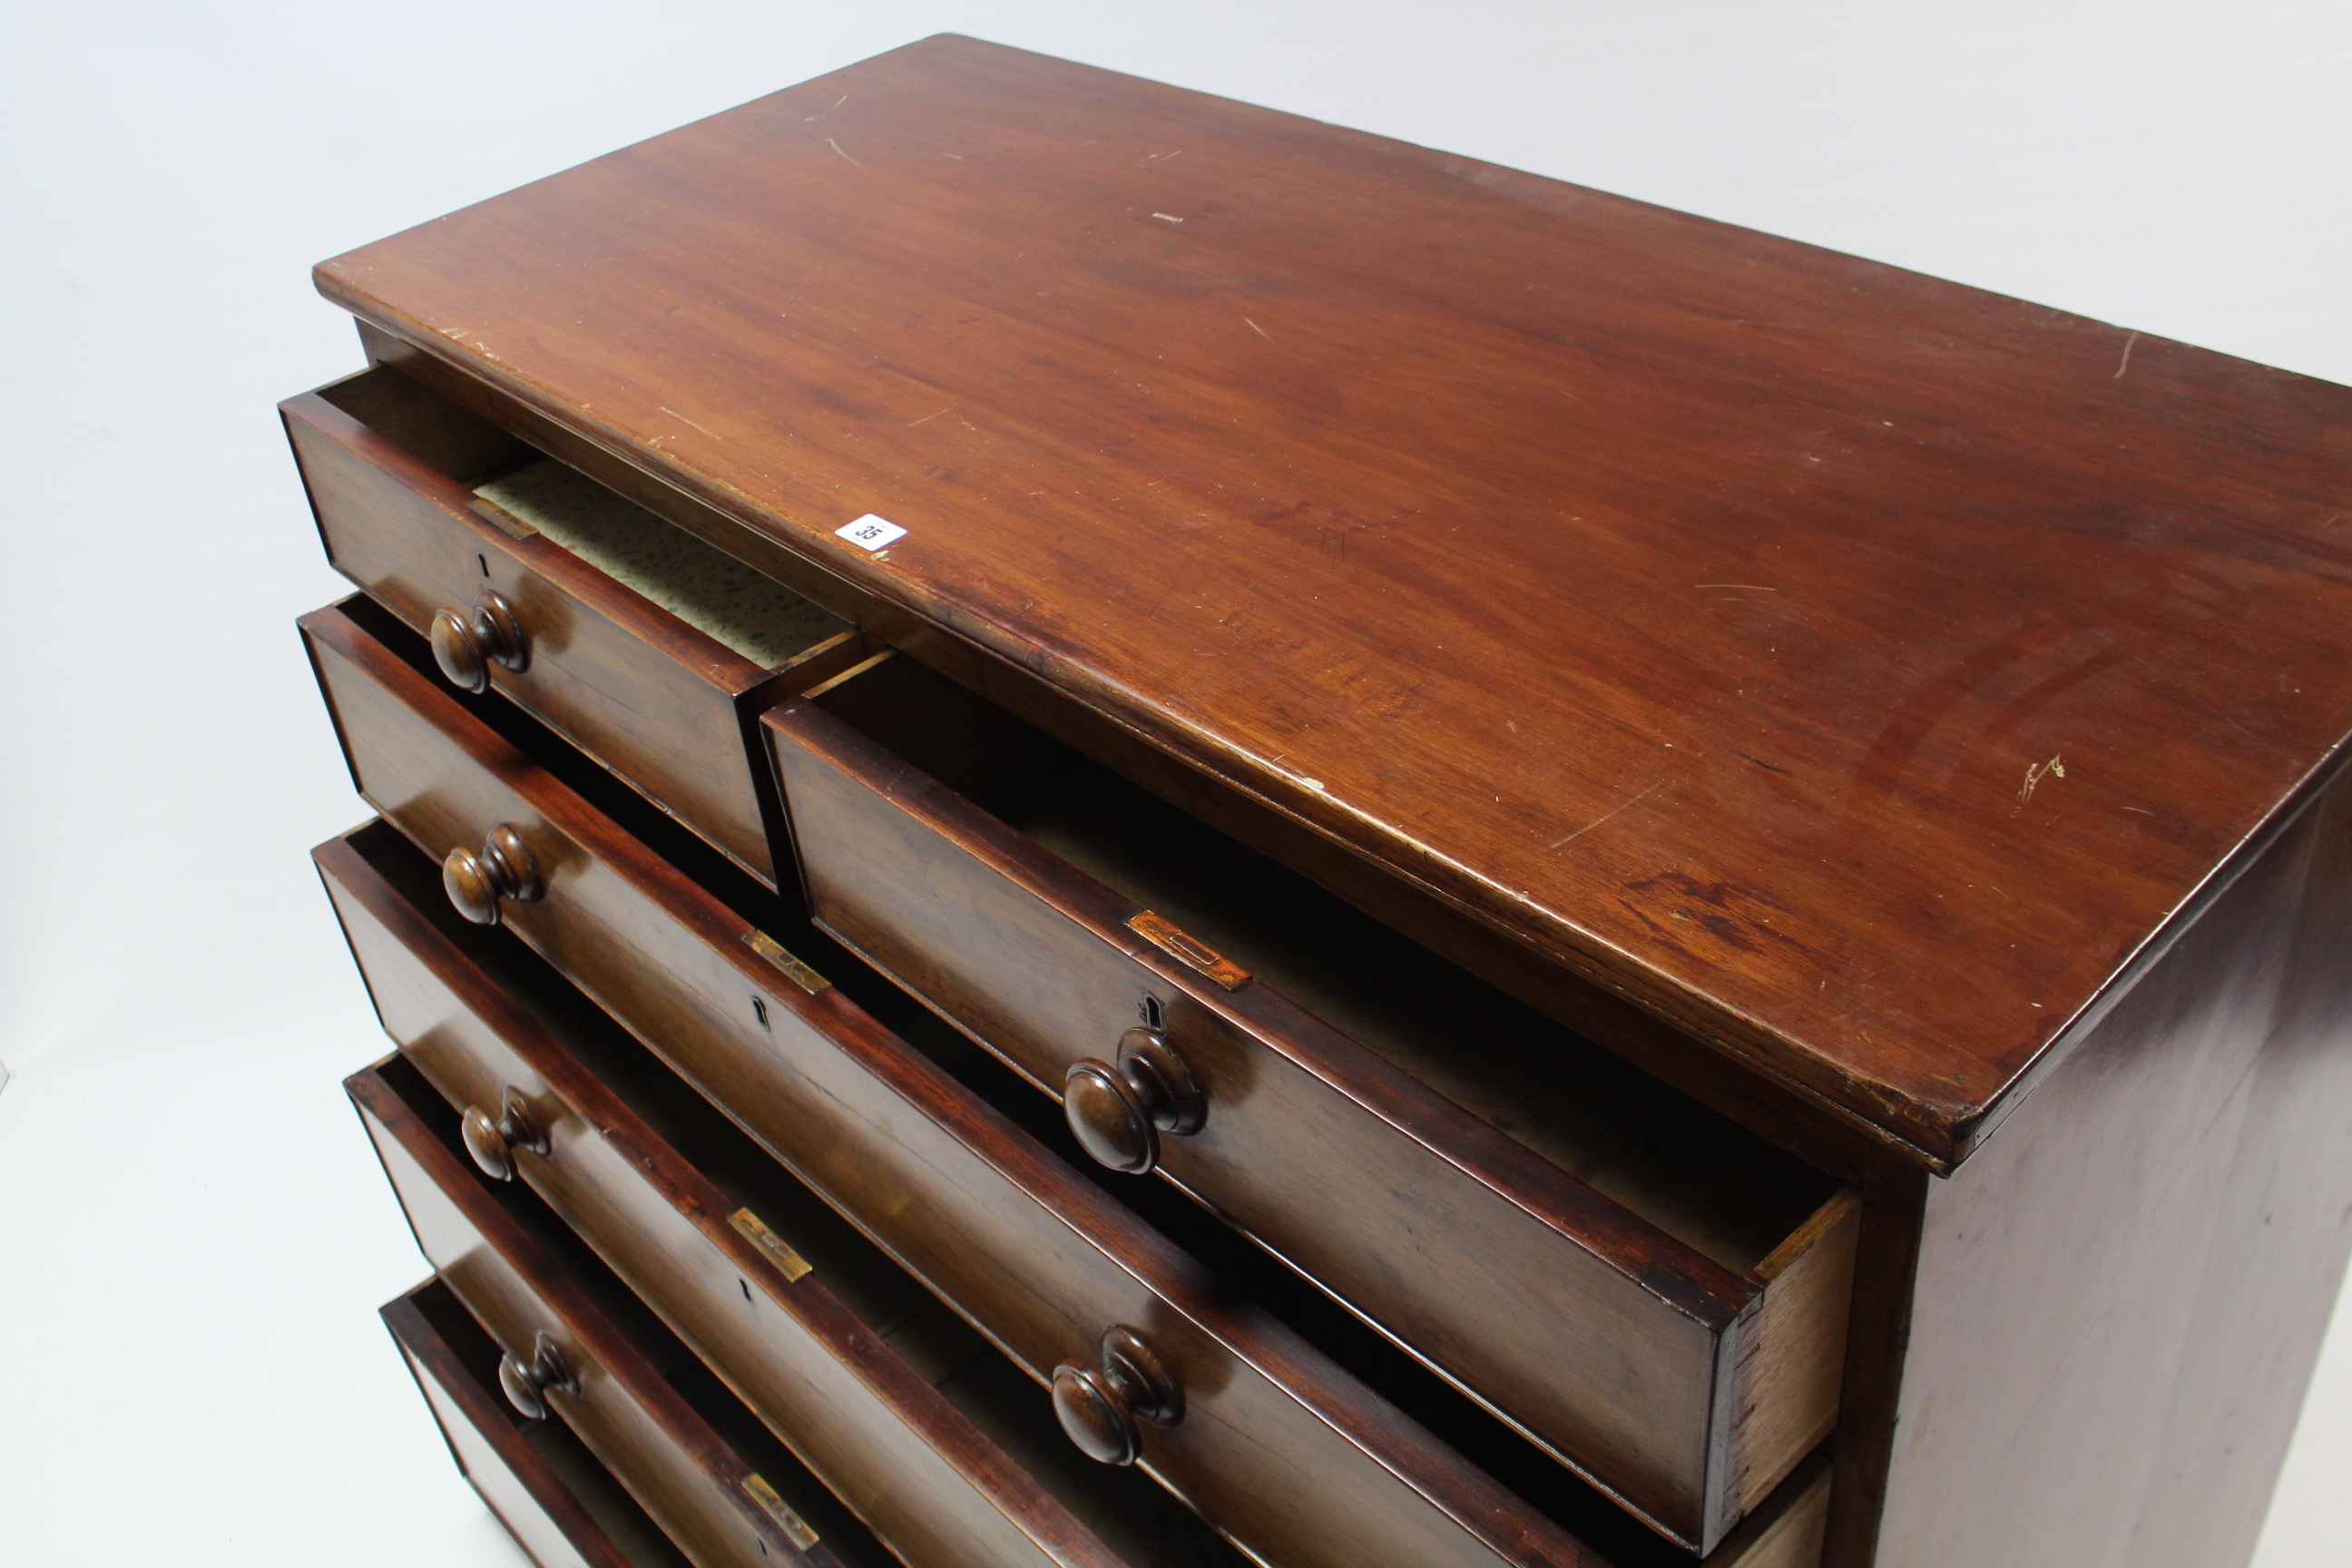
[1051,1326,1181,1466]
[497,1332,577,1420]
[443,825,542,926]
[1063,1029,1204,1176]
[462,1089,549,1181]
[429,589,528,692]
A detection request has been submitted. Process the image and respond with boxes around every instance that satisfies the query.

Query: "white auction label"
[837,514,907,551]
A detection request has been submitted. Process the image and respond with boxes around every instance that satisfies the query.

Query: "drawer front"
[385,1279,688,1568]
[352,1065,829,1568]
[320,829,1128,1568]
[285,368,864,887]
[301,601,1598,1568]
[763,696,1854,1551]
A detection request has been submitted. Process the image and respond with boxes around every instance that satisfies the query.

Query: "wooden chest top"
[316,34,2352,1165]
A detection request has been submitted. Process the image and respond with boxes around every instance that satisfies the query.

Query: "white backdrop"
[2,4,2347,1563]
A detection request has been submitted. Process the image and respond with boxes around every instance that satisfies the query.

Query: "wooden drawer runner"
[302,598,1612,1568]
[325,820,1237,1568]
[762,655,1859,1553]
[284,364,866,887]
[353,1060,859,1568]
[384,1276,694,1568]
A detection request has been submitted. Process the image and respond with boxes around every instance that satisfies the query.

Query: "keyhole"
[752,995,769,1029]
[1139,994,1165,1031]
[476,552,490,579]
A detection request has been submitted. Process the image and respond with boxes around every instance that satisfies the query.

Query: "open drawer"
[761,654,1860,1553]
[306,596,1613,1568]
[329,820,1240,1568]
[354,1059,884,1568]
[283,364,867,887]
[305,596,1832,1568]
[384,1275,696,1568]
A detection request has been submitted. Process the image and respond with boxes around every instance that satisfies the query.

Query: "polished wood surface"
[501,1333,583,1420]
[351,1062,841,1568]
[1703,1454,1831,1568]
[293,38,2352,1565]
[445,823,545,926]
[430,589,530,694]
[385,1278,678,1568]
[351,312,1869,1195]
[318,822,1162,1568]
[315,33,2352,1166]
[283,366,868,888]
[301,601,1613,1568]
[1872,761,2352,1567]
[765,660,1855,1549]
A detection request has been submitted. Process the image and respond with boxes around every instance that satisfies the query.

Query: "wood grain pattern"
[301,600,1609,1568]
[346,827,1838,1568]
[328,821,1257,1568]
[351,1063,837,1568]
[355,315,1877,1186]
[764,666,1853,1549]
[1701,1455,1831,1568]
[1814,1160,1926,1568]
[320,828,1128,1568]
[385,1278,674,1568]
[1726,1194,1857,1521]
[315,33,2352,1165]
[1872,760,2352,1567]
[284,365,867,887]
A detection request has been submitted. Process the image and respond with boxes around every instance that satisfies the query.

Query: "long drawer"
[353,1059,866,1568]
[761,653,1859,1553]
[325,819,1240,1568]
[385,1276,695,1568]
[285,364,867,887]
[302,596,1612,1568]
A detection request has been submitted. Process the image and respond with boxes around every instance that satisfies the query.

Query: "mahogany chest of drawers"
[287,34,2352,1568]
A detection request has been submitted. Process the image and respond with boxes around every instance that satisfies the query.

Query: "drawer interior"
[397,1275,695,1568]
[318,368,848,671]
[355,826,1250,1568]
[810,655,1843,1279]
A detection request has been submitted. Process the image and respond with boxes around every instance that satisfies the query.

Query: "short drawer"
[353,1058,874,1568]
[326,820,1240,1568]
[762,655,1859,1553]
[384,1275,693,1568]
[284,365,867,887]
[302,597,1622,1568]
